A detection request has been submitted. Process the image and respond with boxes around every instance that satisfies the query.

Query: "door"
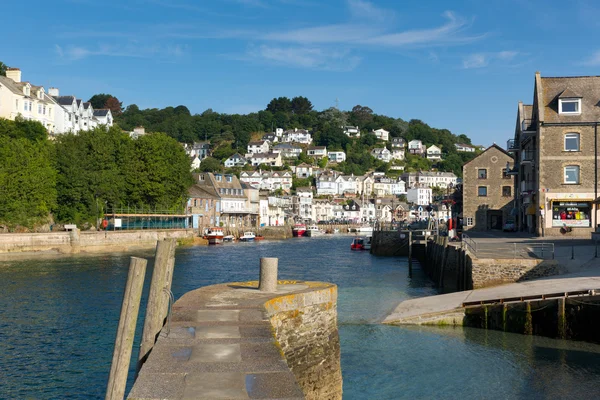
[488,211,503,230]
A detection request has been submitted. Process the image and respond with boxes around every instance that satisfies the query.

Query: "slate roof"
[0,75,25,95]
[54,95,76,106]
[93,109,110,117]
[537,74,600,123]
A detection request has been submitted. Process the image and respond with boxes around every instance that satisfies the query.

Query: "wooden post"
[137,238,177,375]
[439,237,449,288]
[106,257,148,400]
[408,230,413,274]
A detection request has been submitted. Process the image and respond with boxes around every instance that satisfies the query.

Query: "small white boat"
[305,225,324,237]
[239,232,256,242]
[355,225,373,234]
[363,235,372,250]
[223,235,235,242]
[205,227,224,245]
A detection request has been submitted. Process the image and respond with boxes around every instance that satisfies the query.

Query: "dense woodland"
[0,118,193,230]
[115,96,479,176]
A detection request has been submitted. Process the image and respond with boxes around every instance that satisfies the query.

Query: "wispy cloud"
[232,45,362,71]
[362,11,483,47]
[581,50,600,66]
[54,43,187,61]
[462,50,518,69]
[347,0,391,22]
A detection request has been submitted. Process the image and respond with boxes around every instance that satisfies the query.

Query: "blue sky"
[2,0,600,145]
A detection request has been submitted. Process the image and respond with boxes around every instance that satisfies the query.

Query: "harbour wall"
[418,238,561,290]
[264,284,342,400]
[129,281,342,399]
[371,231,561,290]
[463,296,600,343]
[0,229,194,256]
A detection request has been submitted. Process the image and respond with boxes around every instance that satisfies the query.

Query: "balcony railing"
[507,139,518,151]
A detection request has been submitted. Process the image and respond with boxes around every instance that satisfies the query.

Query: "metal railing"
[461,233,477,254]
[514,243,555,259]
[507,139,518,151]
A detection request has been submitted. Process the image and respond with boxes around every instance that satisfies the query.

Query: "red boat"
[292,224,306,237]
[350,237,365,251]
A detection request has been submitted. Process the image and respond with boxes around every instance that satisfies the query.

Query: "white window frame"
[559,98,581,115]
[564,165,580,184]
[466,217,473,226]
[564,133,580,151]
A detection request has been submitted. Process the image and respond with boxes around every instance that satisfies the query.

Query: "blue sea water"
[1,236,600,399]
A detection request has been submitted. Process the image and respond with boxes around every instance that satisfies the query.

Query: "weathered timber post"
[408,231,413,273]
[557,298,566,339]
[106,257,148,400]
[137,238,177,375]
[439,237,449,288]
[259,257,278,292]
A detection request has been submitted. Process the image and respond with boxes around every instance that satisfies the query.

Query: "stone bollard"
[259,257,278,292]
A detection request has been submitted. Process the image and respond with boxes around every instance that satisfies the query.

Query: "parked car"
[503,220,516,232]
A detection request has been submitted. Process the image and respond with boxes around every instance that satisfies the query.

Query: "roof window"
[559,98,581,115]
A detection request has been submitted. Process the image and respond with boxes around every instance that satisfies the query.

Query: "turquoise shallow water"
[1,236,600,399]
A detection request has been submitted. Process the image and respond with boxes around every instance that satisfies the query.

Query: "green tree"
[318,156,328,168]
[349,105,374,128]
[0,61,7,76]
[291,96,313,115]
[266,97,292,113]
[88,94,113,109]
[125,133,193,209]
[199,156,223,173]
[0,120,56,228]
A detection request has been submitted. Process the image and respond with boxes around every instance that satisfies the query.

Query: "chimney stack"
[48,87,59,97]
[6,68,21,83]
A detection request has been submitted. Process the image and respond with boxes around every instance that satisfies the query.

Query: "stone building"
[509,72,600,236]
[462,144,514,231]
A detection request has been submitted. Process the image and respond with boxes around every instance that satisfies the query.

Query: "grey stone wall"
[265,286,343,400]
[0,229,194,256]
[471,258,560,288]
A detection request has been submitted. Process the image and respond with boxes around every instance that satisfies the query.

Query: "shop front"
[551,201,592,228]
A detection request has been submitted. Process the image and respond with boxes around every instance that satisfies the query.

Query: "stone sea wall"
[264,284,343,400]
[417,238,560,290]
[470,258,560,289]
[0,229,194,256]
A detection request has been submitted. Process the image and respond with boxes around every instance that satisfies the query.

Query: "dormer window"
[559,98,581,115]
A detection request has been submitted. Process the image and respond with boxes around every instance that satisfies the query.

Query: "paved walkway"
[384,264,600,325]
[128,282,307,400]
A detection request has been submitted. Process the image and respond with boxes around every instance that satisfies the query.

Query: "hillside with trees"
[114,97,478,176]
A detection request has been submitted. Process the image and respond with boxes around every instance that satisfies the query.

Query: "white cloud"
[362,11,483,47]
[462,50,518,69]
[347,0,390,22]
[54,43,187,61]
[240,45,361,71]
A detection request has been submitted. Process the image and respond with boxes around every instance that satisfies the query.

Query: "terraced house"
[509,72,600,236]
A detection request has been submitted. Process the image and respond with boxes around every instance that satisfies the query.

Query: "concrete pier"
[129,280,342,400]
[384,270,600,326]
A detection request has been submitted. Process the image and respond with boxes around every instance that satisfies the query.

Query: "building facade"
[509,72,600,236]
[462,145,514,231]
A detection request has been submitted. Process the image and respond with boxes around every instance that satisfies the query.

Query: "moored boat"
[205,227,224,245]
[355,225,373,234]
[292,224,306,237]
[363,235,372,251]
[350,237,365,251]
[239,232,256,242]
[305,225,324,237]
[223,235,235,242]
